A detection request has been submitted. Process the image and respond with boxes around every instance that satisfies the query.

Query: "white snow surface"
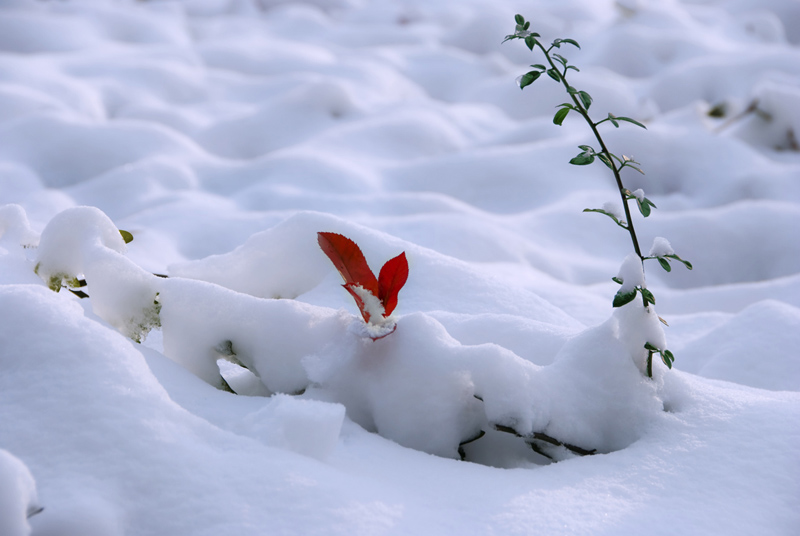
[1,0,799,534]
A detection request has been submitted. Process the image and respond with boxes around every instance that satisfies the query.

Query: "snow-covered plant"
[504,15,692,377]
[317,232,408,340]
[33,207,161,343]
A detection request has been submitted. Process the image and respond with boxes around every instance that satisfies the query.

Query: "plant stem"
[537,39,649,307]
[539,41,644,261]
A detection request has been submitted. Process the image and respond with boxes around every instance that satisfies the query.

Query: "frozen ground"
[1,0,799,534]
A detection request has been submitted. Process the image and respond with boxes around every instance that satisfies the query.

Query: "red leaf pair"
[318,232,408,324]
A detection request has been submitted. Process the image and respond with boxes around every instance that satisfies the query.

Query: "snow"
[1,0,799,534]
[648,236,673,257]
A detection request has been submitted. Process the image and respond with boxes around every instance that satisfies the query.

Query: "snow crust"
[1,0,799,534]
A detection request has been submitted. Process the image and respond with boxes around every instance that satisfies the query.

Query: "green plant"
[504,14,692,377]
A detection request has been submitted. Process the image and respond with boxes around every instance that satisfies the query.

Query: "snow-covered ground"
[1,0,799,534]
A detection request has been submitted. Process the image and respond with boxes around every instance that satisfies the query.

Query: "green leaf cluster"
[644,342,674,378]
[611,283,655,308]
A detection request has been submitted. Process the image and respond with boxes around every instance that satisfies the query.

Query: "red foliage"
[318,232,408,324]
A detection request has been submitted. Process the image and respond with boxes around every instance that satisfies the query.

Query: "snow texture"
[1,0,799,534]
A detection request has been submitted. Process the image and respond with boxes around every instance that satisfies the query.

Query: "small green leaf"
[525,35,536,50]
[553,107,570,125]
[546,68,561,82]
[577,144,593,152]
[566,65,580,72]
[523,21,530,30]
[641,288,656,305]
[530,64,547,70]
[612,276,623,285]
[667,254,693,270]
[570,152,595,165]
[608,113,620,127]
[644,197,657,210]
[613,288,637,308]
[662,350,675,368]
[519,71,541,89]
[578,91,592,110]
[553,53,568,67]
[616,116,647,129]
[120,230,134,244]
[567,86,579,94]
[560,38,580,49]
[644,342,659,352]
[658,257,672,272]
[583,208,626,228]
[515,14,524,24]
[597,153,614,170]
[708,103,727,118]
[636,198,651,217]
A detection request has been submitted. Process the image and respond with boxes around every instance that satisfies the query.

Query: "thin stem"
[536,39,649,307]
[537,39,643,261]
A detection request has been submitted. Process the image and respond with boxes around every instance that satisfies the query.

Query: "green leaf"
[612,276,623,285]
[566,65,580,72]
[525,35,536,50]
[530,64,546,70]
[546,68,561,82]
[560,38,580,49]
[613,288,637,308]
[644,197,657,210]
[636,198,651,217]
[583,208,626,228]
[553,53,568,67]
[667,254,693,270]
[567,86,579,94]
[518,71,541,89]
[515,14,524,25]
[708,103,726,118]
[644,342,659,352]
[578,91,593,110]
[120,230,134,244]
[658,257,672,272]
[607,113,620,127]
[597,153,614,170]
[523,21,530,30]
[570,152,595,165]
[616,116,647,129]
[577,144,593,152]
[662,350,675,368]
[641,288,656,305]
[553,107,570,125]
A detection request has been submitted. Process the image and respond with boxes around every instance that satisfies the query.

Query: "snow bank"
[0,450,39,536]
[1,0,799,533]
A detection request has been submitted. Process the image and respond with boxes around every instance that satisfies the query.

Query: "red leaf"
[317,232,379,296]
[343,283,372,323]
[378,252,408,317]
